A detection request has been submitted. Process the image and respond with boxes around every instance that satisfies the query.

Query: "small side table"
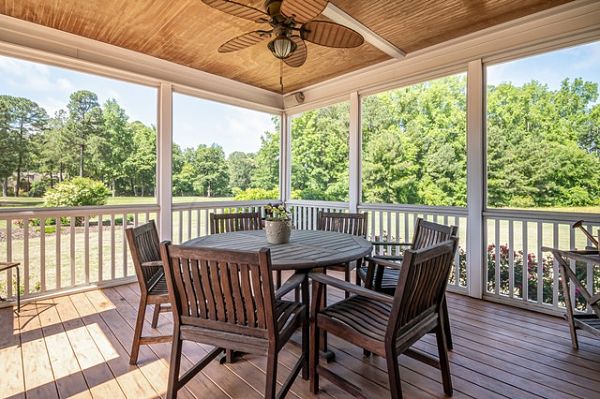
[0,262,20,312]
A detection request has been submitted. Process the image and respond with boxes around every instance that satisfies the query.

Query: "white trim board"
[0,14,283,113]
[283,0,600,112]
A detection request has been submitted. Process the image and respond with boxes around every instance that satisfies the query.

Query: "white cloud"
[0,55,74,94]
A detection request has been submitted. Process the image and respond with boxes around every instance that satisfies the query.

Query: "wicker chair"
[125,220,171,365]
[309,238,458,399]
[358,217,457,350]
[160,243,308,399]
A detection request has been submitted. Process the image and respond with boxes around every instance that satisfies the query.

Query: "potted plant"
[264,204,292,244]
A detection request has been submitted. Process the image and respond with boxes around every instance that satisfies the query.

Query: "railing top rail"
[0,203,160,218]
[171,199,276,210]
[359,203,468,215]
[484,208,600,224]
[285,199,349,208]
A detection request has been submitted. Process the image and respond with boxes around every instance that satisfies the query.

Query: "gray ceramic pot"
[264,220,292,244]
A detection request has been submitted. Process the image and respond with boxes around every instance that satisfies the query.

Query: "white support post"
[466,59,484,299]
[157,82,173,241]
[348,92,361,213]
[279,112,292,204]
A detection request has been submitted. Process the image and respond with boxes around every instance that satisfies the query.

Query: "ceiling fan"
[202,0,364,68]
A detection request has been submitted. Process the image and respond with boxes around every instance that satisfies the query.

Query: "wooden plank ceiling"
[0,0,572,93]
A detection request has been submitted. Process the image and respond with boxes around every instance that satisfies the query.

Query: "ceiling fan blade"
[218,31,270,53]
[301,20,364,48]
[202,0,267,22]
[281,0,328,23]
[284,36,307,68]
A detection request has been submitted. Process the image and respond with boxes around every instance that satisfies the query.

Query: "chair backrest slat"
[126,220,162,294]
[210,212,262,234]
[388,238,458,339]
[161,244,276,337]
[412,219,457,250]
[317,211,368,238]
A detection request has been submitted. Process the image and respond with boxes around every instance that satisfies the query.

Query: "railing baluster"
[508,219,514,298]
[537,221,543,305]
[98,214,103,283]
[23,217,29,295]
[123,213,128,277]
[40,217,46,293]
[522,220,528,303]
[494,218,500,296]
[56,217,61,290]
[85,216,90,284]
[70,216,76,287]
[111,214,116,280]
[552,223,559,310]
[6,218,12,298]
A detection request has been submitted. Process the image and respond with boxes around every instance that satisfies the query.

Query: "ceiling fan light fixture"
[268,35,297,59]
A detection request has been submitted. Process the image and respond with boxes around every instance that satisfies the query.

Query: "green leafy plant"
[43,177,109,208]
[264,204,290,221]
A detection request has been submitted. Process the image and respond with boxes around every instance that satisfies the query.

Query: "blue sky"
[0,40,598,155]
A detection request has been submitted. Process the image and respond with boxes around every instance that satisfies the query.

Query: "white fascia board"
[284,0,600,112]
[0,14,283,113]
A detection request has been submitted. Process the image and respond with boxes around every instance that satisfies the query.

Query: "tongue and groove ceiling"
[0,0,572,93]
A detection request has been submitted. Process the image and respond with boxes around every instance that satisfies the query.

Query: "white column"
[157,82,173,241]
[280,112,292,204]
[466,59,484,299]
[348,92,361,213]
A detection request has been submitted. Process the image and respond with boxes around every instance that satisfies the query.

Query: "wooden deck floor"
[1,276,600,399]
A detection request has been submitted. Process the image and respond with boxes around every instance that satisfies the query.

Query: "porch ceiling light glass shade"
[268,35,297,59]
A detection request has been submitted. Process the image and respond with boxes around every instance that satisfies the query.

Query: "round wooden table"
[182,229,373,271]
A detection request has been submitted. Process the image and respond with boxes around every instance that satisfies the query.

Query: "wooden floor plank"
[36,299,92,399]
[18,302,60,399]
[52,295,128,399]
[0,307,25,399]
[1,282,599,399]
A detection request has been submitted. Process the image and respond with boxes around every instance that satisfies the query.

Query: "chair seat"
[275,299,304,333]
[357,265,400,293]
[320,296,391,343]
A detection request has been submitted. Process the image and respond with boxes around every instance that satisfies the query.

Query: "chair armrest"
[308,272,394,304]
[371,241,411,247]
[141,260,163,267]
[275,272,306,300]
[365,257,405,270]
[367,254,404,262]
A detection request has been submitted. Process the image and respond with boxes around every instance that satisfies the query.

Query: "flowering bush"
[486,243,597,311]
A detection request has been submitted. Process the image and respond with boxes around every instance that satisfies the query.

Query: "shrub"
[28,179,49,197]
[43,177,110,208]
[233,187,279,201]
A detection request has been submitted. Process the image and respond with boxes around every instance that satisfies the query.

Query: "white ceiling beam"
[321,3,406,59]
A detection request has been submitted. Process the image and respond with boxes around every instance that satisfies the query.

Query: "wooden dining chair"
[358,217,457,350]
[317,211,368,297]
[125,220,172,365]
[160,243,308,399]
[309,238,458,399]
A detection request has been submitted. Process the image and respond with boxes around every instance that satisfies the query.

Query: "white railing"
[484,209,600,315]
[286,200,469,293]
[171,200,276,244]
[0,204,159,303]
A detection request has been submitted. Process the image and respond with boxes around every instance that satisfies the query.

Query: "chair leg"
[344,265,350,299]
[436,322,453,396]
[276,270,282,289]
[301,278,309,380]
[130,296,148,365]
[265,349,278,399]
[386,349,402,399]
[442,296,453,351]
[309,317,320,394]
[166,333,183,399]
[151,303,161,328]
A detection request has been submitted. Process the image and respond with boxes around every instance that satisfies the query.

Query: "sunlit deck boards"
[1,276,600,399]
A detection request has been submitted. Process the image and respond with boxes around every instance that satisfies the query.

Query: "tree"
[65,90,104,177]
[99,99,133,195]
[252,129,280,191]
[124,122,156,196]
[0,95,48,196]
[228,151,255,191]
[191,144,229,197]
